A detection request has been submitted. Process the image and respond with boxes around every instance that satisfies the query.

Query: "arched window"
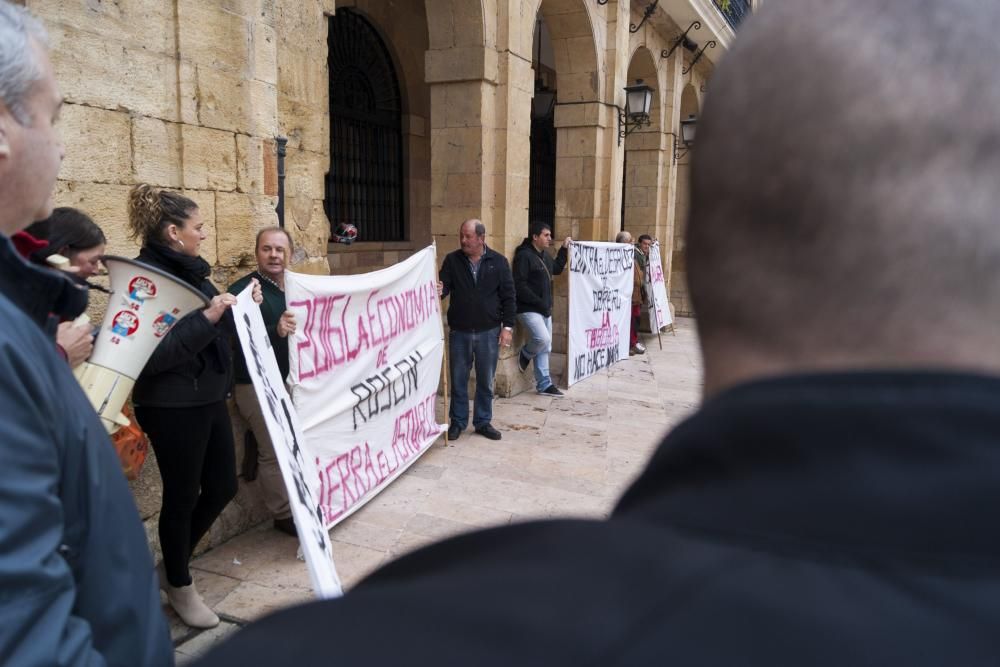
[326,10,404,242]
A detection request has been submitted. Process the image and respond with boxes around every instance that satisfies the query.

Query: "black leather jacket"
[131,245,234,407]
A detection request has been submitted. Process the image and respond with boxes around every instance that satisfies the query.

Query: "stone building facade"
[21,0,751,550]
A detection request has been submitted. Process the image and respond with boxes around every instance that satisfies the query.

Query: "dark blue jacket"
[201,371,1000,666]
[0,235,172,666]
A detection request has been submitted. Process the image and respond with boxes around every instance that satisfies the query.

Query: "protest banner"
[232,286,343,598]
[567,241,634,386]
[286,246,446,528]
[646,241,673,331]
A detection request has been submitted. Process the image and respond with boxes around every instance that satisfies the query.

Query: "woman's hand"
[277,310,297,338]
[203,293,237,324]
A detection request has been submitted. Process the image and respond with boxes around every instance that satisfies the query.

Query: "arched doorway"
[325,9,405,242]
[527,0,602,242]
[529,16,557,234]
[671,83,700,316]
[620,47,661,237]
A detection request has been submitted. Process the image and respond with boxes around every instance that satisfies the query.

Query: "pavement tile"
[328,539,389,588]
[165,569,243,642]
[187,524,297,582]
[404,512,481,541]
[214,581,314,622]
[384,529,441,561]
[174,622,241,660]
[330,517,403,552]
[414,494,513,527]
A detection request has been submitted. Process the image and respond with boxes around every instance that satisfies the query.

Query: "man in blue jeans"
[439,219,517,441]
[513,221,571,396]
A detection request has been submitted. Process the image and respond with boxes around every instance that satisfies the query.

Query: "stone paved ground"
[173,317,703,663]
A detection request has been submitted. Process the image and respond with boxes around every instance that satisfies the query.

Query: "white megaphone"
[74,256,210,433]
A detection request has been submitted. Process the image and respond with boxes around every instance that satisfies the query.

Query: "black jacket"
[132,244,235,407]
[512,237,567,317]
[201,371,1000,666]
[439,246,516,332]
[0,235,172,665]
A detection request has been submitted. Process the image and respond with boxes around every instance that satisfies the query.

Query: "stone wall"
[26,0,330,554]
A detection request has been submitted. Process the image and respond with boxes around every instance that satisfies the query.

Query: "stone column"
[622,130,666,240]
[426,49,499,250]
[660,49,687,317]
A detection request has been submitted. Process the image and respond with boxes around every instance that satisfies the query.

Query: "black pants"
[136,401,238,587]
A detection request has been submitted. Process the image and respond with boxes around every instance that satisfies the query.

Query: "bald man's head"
[689,0,1000,393]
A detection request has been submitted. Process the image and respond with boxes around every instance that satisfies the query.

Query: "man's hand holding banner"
[232,287,343,598]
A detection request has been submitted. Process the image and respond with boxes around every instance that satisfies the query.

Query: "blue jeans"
[449,327,500,429]
[517,312,553,392]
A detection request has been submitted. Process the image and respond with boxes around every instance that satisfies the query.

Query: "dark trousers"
[630,304,641,347]
[449,327,499,429]
[136,401,238,587]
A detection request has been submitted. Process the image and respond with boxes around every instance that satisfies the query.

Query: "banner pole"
[434,240,450,446]
[646,268,663,351]
[564,240,571,389]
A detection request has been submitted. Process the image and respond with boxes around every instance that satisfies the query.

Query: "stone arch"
[326,1,432,273]
[679,81,699,125]
[519,0,605,245]
[670,82,701,316]
[424,0,490,51]
[525,0,602,103]
[621,46,662,237]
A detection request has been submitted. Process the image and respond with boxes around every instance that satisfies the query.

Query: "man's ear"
[0,111,11,160]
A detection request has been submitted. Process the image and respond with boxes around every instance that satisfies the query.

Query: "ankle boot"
[165,581,220,629]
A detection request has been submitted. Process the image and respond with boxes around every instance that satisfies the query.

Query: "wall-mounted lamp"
[618,79,654,146]
[661,21,701,60]
[629,0,658,33]
[671,114,697,163]
[683,40,716,75]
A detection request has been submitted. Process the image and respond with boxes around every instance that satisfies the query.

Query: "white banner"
[286,246,446,528]
[232,287,343,599]
[567,241,634,386]
[646,241,673,331]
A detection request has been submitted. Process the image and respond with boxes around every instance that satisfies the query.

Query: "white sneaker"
[635,342,647,352]
[165,581,220,629]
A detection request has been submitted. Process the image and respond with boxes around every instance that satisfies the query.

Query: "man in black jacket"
[201,1,1000,664]
[512,221,571,396]
[229,227,298,536]
[438,219,516,441]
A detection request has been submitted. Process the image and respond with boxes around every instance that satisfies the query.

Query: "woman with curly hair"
[127,183,259,629]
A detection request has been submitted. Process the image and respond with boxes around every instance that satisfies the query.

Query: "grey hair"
[461,219,486,238]
[615,231,632,243]
[0,1,49,126]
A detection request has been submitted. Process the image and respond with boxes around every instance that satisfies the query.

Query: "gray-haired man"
[0,3,172,664]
